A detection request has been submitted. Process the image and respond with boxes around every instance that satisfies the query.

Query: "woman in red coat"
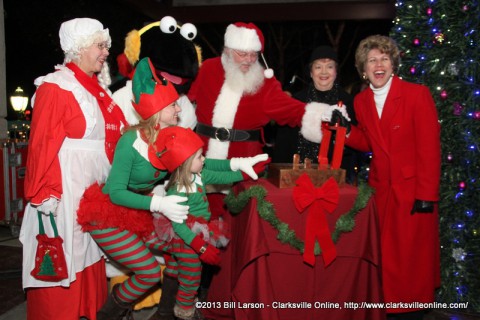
[334,35,441,320]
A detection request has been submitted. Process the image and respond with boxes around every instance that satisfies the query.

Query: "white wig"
[59,18,112,88]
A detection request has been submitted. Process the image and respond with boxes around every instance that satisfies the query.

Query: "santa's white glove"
[230,153,269,180]
[35,198,59,216]
[321,104,351,122]
[150,195,189,223]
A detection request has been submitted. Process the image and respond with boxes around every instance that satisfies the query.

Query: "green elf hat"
[132,57,179,120]
[149,126,204,172]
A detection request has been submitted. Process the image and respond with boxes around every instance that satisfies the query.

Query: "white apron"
[20,138,111,288]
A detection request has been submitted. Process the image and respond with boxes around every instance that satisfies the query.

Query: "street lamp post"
[3,87,30,229]
[8,87,30,140]
[10,86,29,114]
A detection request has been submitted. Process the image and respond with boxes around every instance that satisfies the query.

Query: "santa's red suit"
[188,56,325,159]
[187,23,336,160]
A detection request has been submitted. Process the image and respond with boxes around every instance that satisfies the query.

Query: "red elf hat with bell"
[149,126,204,172]
[224,22,274,78]
[132,57,179,120]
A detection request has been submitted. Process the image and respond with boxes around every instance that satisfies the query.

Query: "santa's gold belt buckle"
[215,127,231,142]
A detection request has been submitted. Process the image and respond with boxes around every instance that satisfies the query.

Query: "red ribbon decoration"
[293,174,339,267]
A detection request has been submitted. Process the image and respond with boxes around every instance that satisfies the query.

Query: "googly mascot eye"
[113,16,201,128]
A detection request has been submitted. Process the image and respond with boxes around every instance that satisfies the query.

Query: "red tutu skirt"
[153,215,230,248]
[77,183,154,238]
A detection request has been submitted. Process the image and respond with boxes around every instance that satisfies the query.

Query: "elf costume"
[149,126,266,320]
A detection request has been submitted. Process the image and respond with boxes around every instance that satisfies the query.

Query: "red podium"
[203,179,385,320]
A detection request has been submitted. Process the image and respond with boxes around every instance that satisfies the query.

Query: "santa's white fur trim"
[206,81,243,159]
[224,24,262,52]
[112,80,141,125]
[264,68,274,79]
[300,102,329,143]
[177,95,198,129]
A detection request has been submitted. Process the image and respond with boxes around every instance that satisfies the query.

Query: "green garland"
[224,183,374,255]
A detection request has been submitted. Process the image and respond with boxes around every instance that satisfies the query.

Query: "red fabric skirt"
[77,182,154,238]
[26,260,107,320]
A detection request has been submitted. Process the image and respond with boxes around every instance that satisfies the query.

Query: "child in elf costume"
[149,126,269,320]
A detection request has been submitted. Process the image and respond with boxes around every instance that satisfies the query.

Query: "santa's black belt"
[196,123,261,142]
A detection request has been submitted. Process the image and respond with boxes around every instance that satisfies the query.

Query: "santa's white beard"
[221,52,265,95]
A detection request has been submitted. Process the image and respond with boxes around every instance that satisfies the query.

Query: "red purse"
[30,211,68,282]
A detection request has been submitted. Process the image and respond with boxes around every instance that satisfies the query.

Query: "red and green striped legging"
[159,237,202,312]
[90,228,201,311]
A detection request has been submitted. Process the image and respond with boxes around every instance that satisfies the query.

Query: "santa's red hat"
[224,22,274,78]
[149,126,204,172]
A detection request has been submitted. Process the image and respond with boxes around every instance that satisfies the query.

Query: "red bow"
[293,174,339,267]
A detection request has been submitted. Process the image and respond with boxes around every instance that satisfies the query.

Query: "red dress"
[346,76,441,312]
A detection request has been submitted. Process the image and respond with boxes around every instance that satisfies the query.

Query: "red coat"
[347,76,441,312]
[188,57,309,159]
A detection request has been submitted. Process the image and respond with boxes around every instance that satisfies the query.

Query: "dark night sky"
[4,0,150,119]
[3,0,392,120]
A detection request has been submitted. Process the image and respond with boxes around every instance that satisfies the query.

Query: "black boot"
[197,287,208,303]
[148,275,179,320]
[97,283,133,320]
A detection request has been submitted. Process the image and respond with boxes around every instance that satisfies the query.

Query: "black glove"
[330,110,351,134]
[410,199,435,215]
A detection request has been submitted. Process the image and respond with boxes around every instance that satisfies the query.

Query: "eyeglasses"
[232,49,259,59]
[95,42,111,50]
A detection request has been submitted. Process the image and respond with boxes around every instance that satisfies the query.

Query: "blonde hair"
[125,112,162,144]
[165,153,197,195]
[355,35,400,78]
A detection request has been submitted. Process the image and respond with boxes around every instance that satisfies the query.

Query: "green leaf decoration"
[225,183,374,254]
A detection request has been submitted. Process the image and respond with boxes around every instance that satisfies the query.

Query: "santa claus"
[188,22,349,160]
[187,21,349,301]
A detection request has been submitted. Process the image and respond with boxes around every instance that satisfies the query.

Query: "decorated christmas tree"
[390,0,479,311]
[38,250,57,276]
